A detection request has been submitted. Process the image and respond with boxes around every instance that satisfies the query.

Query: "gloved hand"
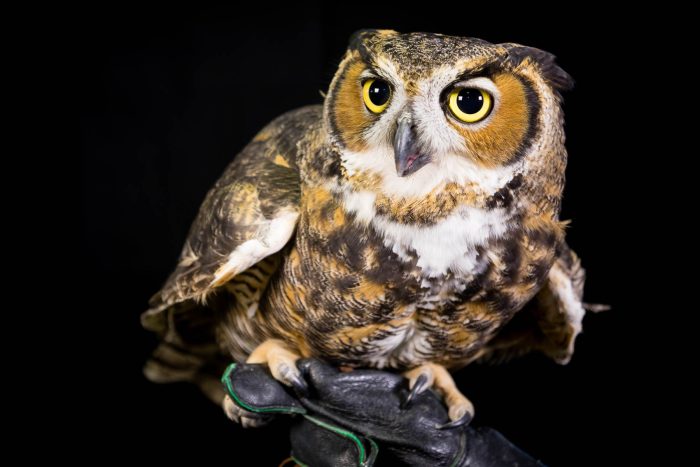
[222,359,545,466]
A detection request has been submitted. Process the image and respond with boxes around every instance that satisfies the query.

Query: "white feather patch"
[392,322,432,363]
[375,206,509,277]
[366,327,412,368]
[340,183,511,278]
[341,190,377,224]
[210,210,299,287]
[546,263,586,363]
[548,264,586,335]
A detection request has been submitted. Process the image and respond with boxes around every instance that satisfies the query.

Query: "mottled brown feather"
[143,32,588,399]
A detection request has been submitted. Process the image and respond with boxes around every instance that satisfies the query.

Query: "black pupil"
[456,88,484,114]
[368,80,390,106]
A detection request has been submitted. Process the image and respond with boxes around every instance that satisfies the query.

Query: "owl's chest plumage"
[249,174,555,370]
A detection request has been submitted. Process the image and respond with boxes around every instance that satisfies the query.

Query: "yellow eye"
[362,79,391,114]
[448,88,493,123]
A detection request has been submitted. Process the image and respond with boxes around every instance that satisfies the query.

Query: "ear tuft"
[349,29,379,50]
[504,44,574,91]
[348,29,398,49]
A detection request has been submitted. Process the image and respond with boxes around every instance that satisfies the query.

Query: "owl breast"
[247,179,542,371]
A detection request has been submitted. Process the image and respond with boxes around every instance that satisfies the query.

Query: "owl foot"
[246,338,308,395]
[403,363,474,429]
[223,339,307,428]
[222,394,274,428]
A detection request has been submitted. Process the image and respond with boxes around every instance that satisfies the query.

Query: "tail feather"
[141,298,228,404]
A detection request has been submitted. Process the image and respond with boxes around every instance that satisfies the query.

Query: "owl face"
[324,30,572,197]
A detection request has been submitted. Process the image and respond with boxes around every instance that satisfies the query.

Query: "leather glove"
[222,358,544,466]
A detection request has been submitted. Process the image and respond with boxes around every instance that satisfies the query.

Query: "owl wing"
[141,106,321,399]
[480,242,587,364]
[145,108,323,314]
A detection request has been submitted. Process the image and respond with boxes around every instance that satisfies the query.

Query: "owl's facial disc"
[394,112,431,177]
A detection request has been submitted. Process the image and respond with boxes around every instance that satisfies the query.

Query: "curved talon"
[247,338,304,393]
[437,411,472,430]
[402,373,429,409]
[404,363,474,429]
[287,368,309,397]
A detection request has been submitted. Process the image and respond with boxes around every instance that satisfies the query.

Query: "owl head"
[324,30,573,198]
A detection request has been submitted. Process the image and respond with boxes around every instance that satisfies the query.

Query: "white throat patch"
[338,148,520,278]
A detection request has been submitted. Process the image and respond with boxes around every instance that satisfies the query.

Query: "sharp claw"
[277,362,309,396]
[437,411,473,430]
[288,369,309,397]
[402,373,429,409]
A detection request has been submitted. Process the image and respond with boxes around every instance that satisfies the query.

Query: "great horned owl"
[143,30,587,427]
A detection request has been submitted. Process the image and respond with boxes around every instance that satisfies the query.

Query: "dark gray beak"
[393,115,431,177]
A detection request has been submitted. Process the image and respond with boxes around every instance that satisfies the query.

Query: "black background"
[81,5,648,465]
